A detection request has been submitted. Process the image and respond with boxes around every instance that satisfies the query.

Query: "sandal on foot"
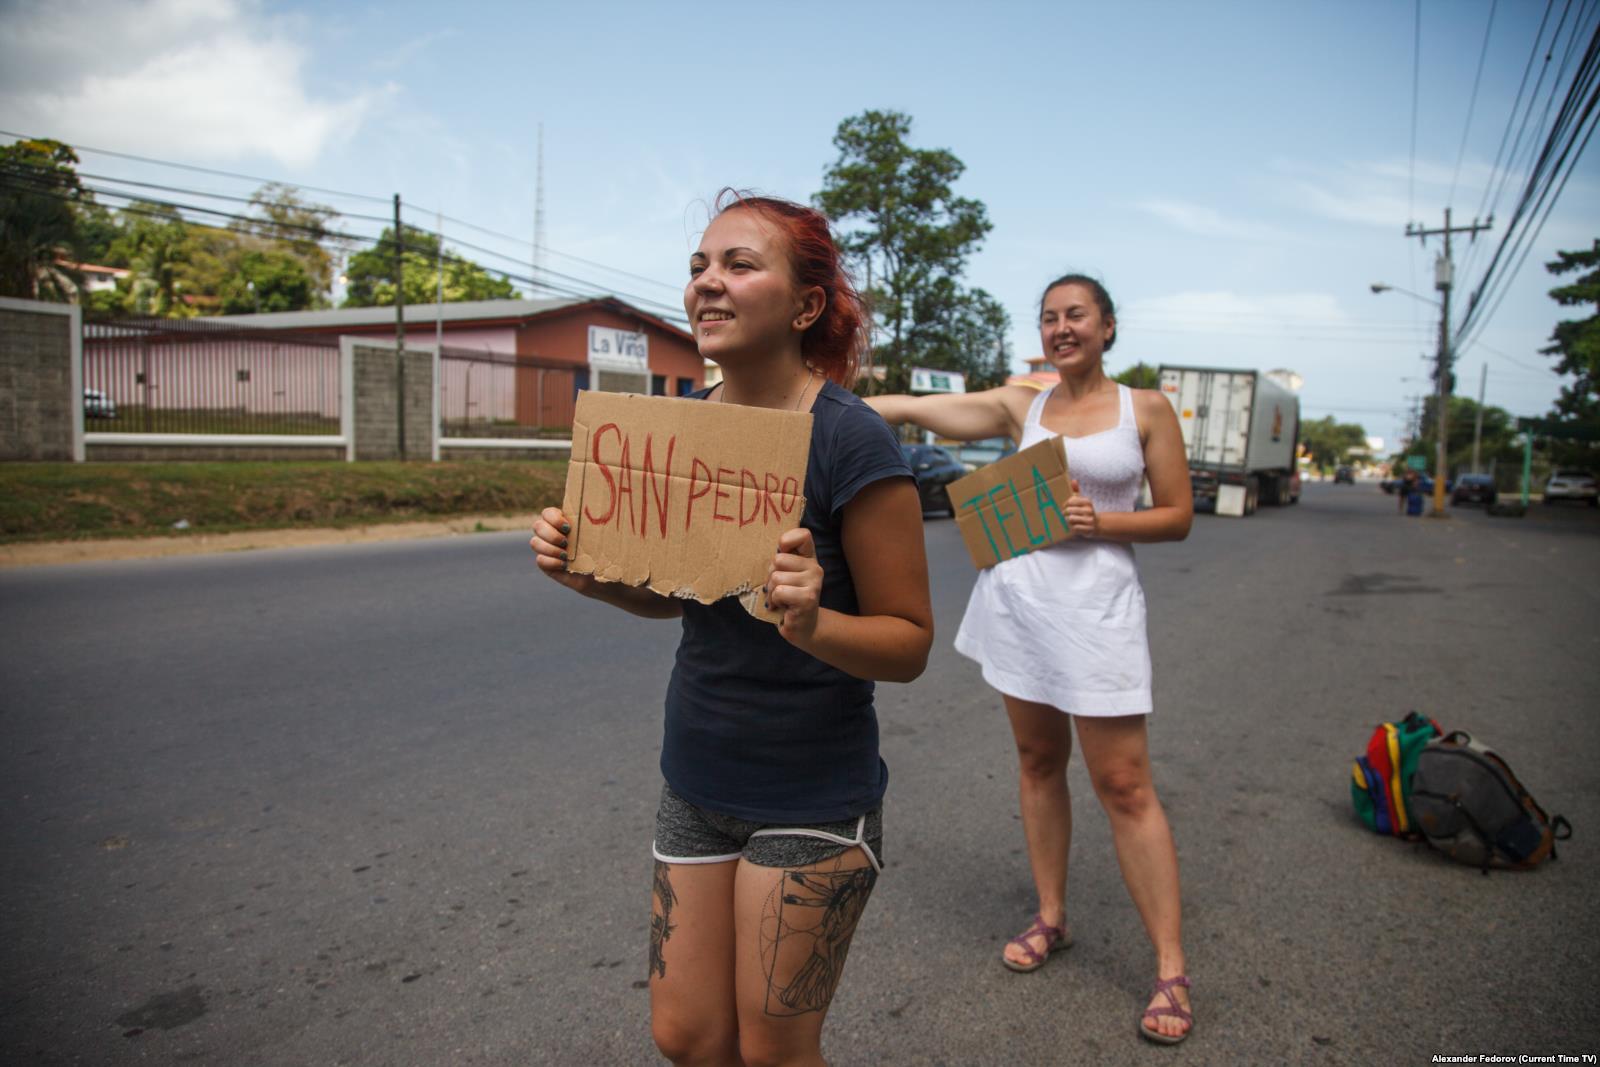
[1001,914,1071,973]
[1138,975,1193,1045]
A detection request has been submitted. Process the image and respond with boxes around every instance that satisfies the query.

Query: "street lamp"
[1372,279,1452,515]
[1369,282,1439,306]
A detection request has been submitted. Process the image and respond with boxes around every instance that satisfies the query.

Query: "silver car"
[1543,469,1597,506]
[84,388,117,419]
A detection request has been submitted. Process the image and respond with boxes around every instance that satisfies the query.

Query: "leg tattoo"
[649,861,677,980]
[760,861,878,1016]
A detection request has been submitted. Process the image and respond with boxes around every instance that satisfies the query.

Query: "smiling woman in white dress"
[867,274,1197,1046]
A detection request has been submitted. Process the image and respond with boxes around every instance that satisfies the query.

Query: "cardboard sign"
[561,391,812,623]
[945,436,1074,569]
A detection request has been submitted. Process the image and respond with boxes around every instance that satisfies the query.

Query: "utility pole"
[1471,363,1487,474]
[394,193,407,461]
[1404,208,1491,515]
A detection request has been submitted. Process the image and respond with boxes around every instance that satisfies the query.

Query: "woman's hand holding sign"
[531,506,594,593]
[1064,479,1100,539]
[766,526,823,646]
[530,506,683,618]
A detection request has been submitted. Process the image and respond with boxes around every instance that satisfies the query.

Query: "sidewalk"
[0,513,539,568]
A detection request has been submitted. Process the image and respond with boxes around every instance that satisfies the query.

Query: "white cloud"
[0,0,384,167]
[1134,199,1284,241]
[1275,157,1513,229]
[1122,289,1356,334]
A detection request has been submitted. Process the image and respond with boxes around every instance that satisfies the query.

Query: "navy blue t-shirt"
[660,379,914,823]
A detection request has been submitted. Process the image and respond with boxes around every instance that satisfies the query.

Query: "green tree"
[0,138,88,300]
[111,202,193,317]
[342,225,516,308]
[1538,238,1600,468]
[218,249,318,314]
[905,278,1012,390]
[1300,415,1368,471]
[1112,362,1161,390]
[234,182,339,299]
[73,200,124,267]
[1393,395,1522,476]
[815,110,1001,393]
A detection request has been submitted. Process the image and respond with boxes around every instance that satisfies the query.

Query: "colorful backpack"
[1350,712,1441,837]
[1409,731,1573,872]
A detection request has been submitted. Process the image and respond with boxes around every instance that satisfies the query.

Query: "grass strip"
[0,461,568,544]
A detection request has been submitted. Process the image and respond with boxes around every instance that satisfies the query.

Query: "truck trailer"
[1158,365,1301,516]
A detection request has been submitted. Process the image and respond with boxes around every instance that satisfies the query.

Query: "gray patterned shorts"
[652,784,884,871]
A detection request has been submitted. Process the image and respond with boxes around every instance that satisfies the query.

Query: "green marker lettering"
[961,494,1001,561]
[987,484,1025,558]
[1032,465,1067,538]
[1009,476,1045,546]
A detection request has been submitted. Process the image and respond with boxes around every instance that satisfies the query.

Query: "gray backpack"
[1409,731,1571,872]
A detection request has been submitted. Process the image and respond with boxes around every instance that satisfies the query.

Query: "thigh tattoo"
[649,861,677,979]
[759,860,878,1017]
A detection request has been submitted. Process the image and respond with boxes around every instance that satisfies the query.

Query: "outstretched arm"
[865,386,1033,442]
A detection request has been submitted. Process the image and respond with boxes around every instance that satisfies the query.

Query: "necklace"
[717,367,816,411]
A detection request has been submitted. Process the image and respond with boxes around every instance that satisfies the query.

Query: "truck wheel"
[1258,473,1278,507]
[1245,477,1260,515]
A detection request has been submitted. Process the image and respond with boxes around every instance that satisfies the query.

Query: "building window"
[676,377,695,396]
[651,374,667,396]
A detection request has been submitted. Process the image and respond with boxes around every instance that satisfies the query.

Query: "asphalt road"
[2,483,1597,1066]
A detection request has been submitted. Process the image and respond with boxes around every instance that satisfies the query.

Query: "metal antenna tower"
[533,122,545,290]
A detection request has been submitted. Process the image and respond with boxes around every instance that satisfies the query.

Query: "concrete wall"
[350,340,436,461]
[0,298,82,461]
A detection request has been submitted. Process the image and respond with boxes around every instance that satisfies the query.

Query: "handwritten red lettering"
[739,469,762,527]
[763,473,781,524]
[583,422,620,525]
[615,437,635,533]
[642,433,675,539]
[686,457,712,530]
[713,466,736,524]
[779,475,800,514]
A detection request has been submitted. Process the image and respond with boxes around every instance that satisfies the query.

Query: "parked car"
[901,443,966,517]
[83,388,116,419]
[953,437,1016,472]
[1451,473,1498,507]
[1543,469,1598,506]
[1334,465,1355,484]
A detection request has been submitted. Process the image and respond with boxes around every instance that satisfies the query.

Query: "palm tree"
[0,138,86,301]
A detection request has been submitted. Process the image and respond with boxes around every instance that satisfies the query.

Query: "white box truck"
[1158,365,1301,517]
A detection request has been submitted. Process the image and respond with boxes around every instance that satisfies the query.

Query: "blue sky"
[3,0,1596,449]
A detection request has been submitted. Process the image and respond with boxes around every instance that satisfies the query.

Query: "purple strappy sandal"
[1138,975,1193,1045]
[1000,913,1071,973]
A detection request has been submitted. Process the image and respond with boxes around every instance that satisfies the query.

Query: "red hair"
[712,189,870,388]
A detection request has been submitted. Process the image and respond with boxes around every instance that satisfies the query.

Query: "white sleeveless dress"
[953,384,1152,715]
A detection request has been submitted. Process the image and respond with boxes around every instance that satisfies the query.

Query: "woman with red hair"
[531,191,932,1065]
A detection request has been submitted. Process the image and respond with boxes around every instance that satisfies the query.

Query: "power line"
[0,127,392,206]
[0,174,682,320]
[1449,0,1499,208]
[1454,18,1600,350]
[3,167,692,321]
[3,129,687,307]
[1409,0,1422,223]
